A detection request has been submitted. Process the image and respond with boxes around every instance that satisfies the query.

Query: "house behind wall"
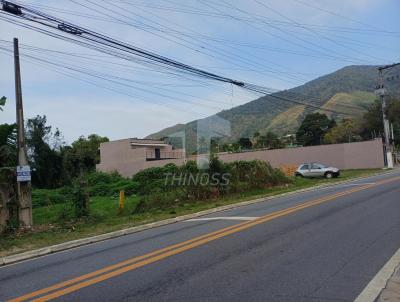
[96,138,185,177]
[97,139,385,178]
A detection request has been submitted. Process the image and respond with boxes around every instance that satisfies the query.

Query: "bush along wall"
[133,157,290,213]
[32,157,289,216]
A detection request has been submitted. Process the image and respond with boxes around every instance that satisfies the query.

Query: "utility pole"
[391,123,395,147]
[14,37,32,227]
[392,123,397,164]
[376,63,400,169]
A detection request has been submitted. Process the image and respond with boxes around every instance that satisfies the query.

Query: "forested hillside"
[147,65,400,150]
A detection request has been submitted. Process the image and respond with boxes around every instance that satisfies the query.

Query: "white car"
[295,162,340,179]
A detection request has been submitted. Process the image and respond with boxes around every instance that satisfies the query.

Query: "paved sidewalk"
[377,265,400,302]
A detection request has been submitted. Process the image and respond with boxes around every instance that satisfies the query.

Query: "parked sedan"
[295,162,340,179]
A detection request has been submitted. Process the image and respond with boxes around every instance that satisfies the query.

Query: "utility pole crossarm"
[378,63,400,72]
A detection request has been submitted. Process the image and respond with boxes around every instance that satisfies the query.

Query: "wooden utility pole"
[14,37,33,227]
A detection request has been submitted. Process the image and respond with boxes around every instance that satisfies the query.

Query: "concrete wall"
[97,139,384,177]
[218,140,385,170]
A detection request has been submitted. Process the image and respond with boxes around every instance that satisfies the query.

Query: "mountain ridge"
[146,65,400,143]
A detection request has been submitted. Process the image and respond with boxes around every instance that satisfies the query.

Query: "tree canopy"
[23,115,108,188]
[324,119,362,144]
[238,137,253,150]
[254,131,284,149]
[296,113,336,146]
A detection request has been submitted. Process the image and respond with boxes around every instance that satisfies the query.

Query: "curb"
[376,264,400,302]
[1,169,398,267]
[354,247,400,302]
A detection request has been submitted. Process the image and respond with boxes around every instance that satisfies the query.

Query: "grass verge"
[0,169,385,257]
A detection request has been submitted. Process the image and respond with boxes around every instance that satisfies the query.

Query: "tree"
[0,98,17,230]
[238,137,253,150]
[360,97,400,144]
[324,119,362,144]
[0,97,16,172]
[360,100,383,139]
[296,113,336,146]
[61,134,109,183]
[196,136,208,154]
[254,131,283,149]
[0,123,17,167]
[210,137,221,154]
[72,177,90,217]
[26,115,63,188]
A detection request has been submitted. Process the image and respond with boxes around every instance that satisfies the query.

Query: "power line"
[0,1,359,117]
[109,0,400,36]
[252,0,385,63]
[204,0,374,65]
[0,46,201,115]
[290,0,384,31]
[1,1,247,86]
[74,0,308,85]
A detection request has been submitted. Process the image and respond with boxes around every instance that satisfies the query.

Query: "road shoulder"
[355,247,400,302]
[1,169,398,267]
[377,264,400,302]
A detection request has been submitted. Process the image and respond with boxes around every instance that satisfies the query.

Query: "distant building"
[280,134,301,148]
[96,138,185,177]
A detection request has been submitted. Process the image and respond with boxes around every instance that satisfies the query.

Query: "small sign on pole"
[16,165,31,182]
[374,87,386,96]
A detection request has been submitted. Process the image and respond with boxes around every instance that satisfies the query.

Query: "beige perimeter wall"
[97,139,384,177]
[218,139,385,170]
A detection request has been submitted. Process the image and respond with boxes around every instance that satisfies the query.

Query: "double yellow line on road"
[9,176,400,302]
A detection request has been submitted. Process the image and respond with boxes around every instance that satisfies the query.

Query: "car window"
[300,164,309,170]
[311,163,322,169]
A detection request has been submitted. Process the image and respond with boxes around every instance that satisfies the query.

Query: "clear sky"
[1,0,399,143]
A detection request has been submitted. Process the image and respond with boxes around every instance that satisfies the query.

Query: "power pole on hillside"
[376,63,400,169]
[14,37,33,227]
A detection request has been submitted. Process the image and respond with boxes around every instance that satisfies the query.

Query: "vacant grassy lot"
[0,169,384,257]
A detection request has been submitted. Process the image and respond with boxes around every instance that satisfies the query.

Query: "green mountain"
[146,65,400,149]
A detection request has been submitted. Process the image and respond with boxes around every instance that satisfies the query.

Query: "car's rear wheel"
[325,172,333,179]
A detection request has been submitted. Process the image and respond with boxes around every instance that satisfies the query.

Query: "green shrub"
[32,187,73,208]
[32,171,140,208]
[72,178,89,217]
[132,157,290,214]
[85,171,139,197]
[85,171,123,186]
[227,160,289,191]
[132,163,179,195]
[32,159,289,216]
[133,190,186,214]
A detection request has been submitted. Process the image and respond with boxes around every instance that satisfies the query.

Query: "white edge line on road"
[186,217,259,222]
[354,247,400,302]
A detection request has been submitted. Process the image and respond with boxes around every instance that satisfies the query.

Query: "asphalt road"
[1,170,400,302]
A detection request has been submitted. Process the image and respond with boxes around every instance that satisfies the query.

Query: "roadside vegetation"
[0,165,383,257]
[0,95,397,256]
